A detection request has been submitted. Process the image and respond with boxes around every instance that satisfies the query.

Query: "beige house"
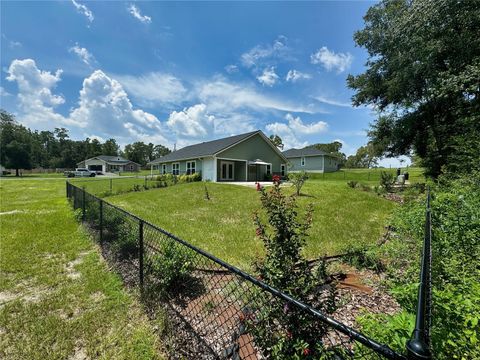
[77,156,141,173]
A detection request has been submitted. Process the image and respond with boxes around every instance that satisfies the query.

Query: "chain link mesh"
[66,182,406,360]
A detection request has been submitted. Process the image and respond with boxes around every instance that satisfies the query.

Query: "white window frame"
[281,164,286,176]
[220,160,234,181]
[162,164,166,174]
[172,163,180,175]
[186,160,196,175]
[301,157,306,166]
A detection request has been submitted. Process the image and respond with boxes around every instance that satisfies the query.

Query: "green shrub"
[347,180,358,188]
[366,173,480,359]
[144,240,194,293]
[288,171,309,196]
[380,171,395,192]
[357,311,415,355]
[111,222,138,259]
[249,183,336,358]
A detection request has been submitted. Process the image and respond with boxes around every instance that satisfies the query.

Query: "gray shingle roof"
[282,147,328,158]
[149,130,260,164]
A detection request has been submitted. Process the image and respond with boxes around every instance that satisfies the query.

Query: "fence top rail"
[66,180,407,360]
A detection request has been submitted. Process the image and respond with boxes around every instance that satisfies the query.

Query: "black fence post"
[110,178,113,193]
[99,200,103,243]
[66,181,68,198]
[82,186,86,222]
[406,188,432,360]
[139,220,144,289]
[144,175,147,188]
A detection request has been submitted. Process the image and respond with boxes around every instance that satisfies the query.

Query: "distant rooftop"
[282,147,329,158]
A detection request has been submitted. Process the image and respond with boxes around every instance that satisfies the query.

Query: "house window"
[172,163,180,175]
[281,164,286,177]
[162,164,166,174]
[186,161,196,175]
[301,157,305,166]
[266,164,271,176]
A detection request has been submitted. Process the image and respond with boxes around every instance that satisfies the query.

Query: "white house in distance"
[77,155,141,173]
[283,147,340,173]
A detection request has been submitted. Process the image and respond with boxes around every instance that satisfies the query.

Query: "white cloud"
[241,35,290,68]
[70,70,163,136]
[313,95,351,108]
[128,4,152,24]
[71,0,94,23]
[0,87,11,96]
[265,113,328,149]
[257,67,279,87]
[284,113,328,134]
[6,59,168,145]
[69,44,95,66]
[166,104,215,138]
[115,72,187,107]
[197,77,318,114]
[6,59,72,127]
[286,69,311,82]
[224,64,239,74]
[311,46,353,73]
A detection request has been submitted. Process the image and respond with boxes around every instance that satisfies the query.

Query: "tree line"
[0,110,171,176]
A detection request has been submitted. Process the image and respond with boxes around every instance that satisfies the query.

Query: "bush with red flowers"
[248,183,337,359]
[272,174,281,184]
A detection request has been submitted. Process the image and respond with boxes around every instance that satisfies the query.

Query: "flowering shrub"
[272,174,281,184]
[248,183,337,359]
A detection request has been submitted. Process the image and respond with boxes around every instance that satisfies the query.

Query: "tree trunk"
[15,168,19,177]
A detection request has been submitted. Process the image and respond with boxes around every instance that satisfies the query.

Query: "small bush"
[380,171,395,192]
[111,222,138,259]
[144,241,194,293]
[288,171,309,196]
[249,183,336,358]
[347,180,358,188]
[132,184,142,192]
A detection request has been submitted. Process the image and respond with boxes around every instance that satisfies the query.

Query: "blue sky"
[0,1,409,165]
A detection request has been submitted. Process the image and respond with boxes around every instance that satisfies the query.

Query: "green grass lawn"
[108,181,396,270]
[0,179,163,360]
[308,167,424,184]
[70,176,149,196]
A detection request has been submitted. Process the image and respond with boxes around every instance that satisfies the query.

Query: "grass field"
[108,181,397,270]
[308,167,424,183]
[0,179,163,360]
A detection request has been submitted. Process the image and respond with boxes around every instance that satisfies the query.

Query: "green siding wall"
[158,159,203,175]
[287,155,338,173]
[217,133,286,174]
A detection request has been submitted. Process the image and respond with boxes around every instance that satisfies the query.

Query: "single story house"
[77,155,141,173]
[283,147,340,173]
[148,130,288,182]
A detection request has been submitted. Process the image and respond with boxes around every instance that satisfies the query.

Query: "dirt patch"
[69,344,89,360]
[65,251,91,280]
[0,291,19,307]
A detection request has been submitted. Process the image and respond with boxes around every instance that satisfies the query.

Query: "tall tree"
[152,144,171,159]
[102,139,120,156]
[344,143,379,168]
[348,0,480,177]
[269,134,284,149]
[122,142,151,166]
[0,110,33,176]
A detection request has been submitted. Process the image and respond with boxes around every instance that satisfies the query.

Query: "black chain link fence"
[66,181,431,360]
